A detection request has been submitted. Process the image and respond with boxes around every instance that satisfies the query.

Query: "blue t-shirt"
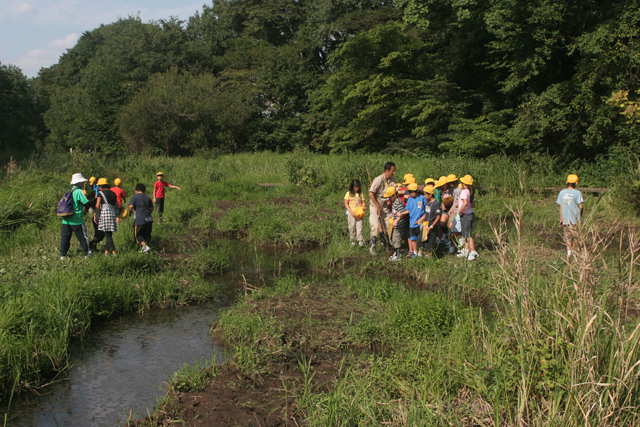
[406,195,427,228]
[557,188,584,225]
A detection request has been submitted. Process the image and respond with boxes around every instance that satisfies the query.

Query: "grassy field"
[1,151,639,425]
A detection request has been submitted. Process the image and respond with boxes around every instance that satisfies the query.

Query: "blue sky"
[1,0,206,78]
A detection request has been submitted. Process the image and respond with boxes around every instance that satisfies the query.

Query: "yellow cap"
[424,178,436,186]
[114,178,122,187]
[446,174,458,183]
[119,208,129,219]
[407,183,419,192]
[567,174,579,184]
[423,185,435,195]
[96,178,109,186]
[353,206,365,219]
[89,177,96,185]
[157,171,164,176]
[460,175,474,186]
[384,186,397,197]
[403,173,414,182]
[402,176,416,185]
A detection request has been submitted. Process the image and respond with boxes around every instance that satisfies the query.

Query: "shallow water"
[2,240,312,427]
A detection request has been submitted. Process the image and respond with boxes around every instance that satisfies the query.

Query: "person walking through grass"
[344,179,366,247]
[557,174,584,257]
[130,183,154,253]
[93,178,118,255]
[457,175,478,260]
[368,162,397,256]
[447,175,463,254]
[111,178,127,224]
[153,172,181,221]
[60,173,93,260]
[406,182,426,258]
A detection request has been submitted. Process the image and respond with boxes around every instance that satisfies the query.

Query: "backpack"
[57,188,80,217]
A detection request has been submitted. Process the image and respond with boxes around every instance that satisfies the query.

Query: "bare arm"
[169,184,181,190]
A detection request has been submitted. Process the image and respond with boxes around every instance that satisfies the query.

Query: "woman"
[456,175,478,260]
[94,178,118,255]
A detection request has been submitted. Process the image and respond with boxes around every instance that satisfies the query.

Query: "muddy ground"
[129,279,374,426]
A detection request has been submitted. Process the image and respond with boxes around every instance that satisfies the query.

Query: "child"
[421,185,442,257]
[447,175,462,254]
[386,186,409,261]
[111,178,127,224]
[457,175,478,260]
[153,172,181,220]
[405,183,426,258]
[93,178,118,255]
[344,179,366,246]
[557,174,584,257]
[129,183,155,253]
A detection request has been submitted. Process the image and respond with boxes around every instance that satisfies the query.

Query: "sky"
[1,0,206,78]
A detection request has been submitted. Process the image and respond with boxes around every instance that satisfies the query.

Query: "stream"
[2,240,312,427]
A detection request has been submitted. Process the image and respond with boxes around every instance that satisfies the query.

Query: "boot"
[369,236,377,256]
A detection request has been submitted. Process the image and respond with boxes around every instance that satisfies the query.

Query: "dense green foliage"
[3,0,640,169]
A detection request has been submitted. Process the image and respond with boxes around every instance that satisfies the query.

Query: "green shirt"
[61,186,89,225]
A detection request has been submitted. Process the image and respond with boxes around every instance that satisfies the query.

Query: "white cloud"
[49,33,78,49]
[11,2,36,15]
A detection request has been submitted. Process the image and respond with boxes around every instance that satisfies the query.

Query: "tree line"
[2,0,640,170]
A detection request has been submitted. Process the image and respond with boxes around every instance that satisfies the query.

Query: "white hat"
[70,173,88,185]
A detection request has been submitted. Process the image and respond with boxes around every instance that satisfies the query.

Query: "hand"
[176,187,181,191]
[377,206,382,216]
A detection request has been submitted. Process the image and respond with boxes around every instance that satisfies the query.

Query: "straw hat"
[70,173,88,185]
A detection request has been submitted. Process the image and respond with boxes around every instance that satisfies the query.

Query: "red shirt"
[111,186,126,206]
[154,180,169,199]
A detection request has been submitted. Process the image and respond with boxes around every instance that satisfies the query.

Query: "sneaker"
[369,245,377,256]
[567,250,572,257]
[358,241,364,247]
[410,253,417,259]
[60,256,67,260]
[406,252,413,258]
[85,252,95,259]
[350,241,356,246]
[467,251,479,260]
[388,254,399,262]
[141,245,151,254]
[456,249,469,258]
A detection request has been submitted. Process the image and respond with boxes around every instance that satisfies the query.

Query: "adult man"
[153,172,181,220]
[60,173,93,259]
[557,174,584,257]
[369,162,397,256]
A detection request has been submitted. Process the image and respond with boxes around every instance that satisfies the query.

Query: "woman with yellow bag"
[344,179,367,247]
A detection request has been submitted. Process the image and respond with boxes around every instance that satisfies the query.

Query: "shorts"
[563,224,577,243]
[423,228,438,252]
[460,213,474,239]
[134,223,153,244]
[391,222,408,249]
[409,226,421,241]
[116,207,123,217]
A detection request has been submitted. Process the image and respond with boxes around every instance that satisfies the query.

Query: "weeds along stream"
[1,239,314,426]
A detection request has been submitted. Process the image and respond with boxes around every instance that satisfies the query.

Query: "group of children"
[344,172,479,261]
[60,172,181,259]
